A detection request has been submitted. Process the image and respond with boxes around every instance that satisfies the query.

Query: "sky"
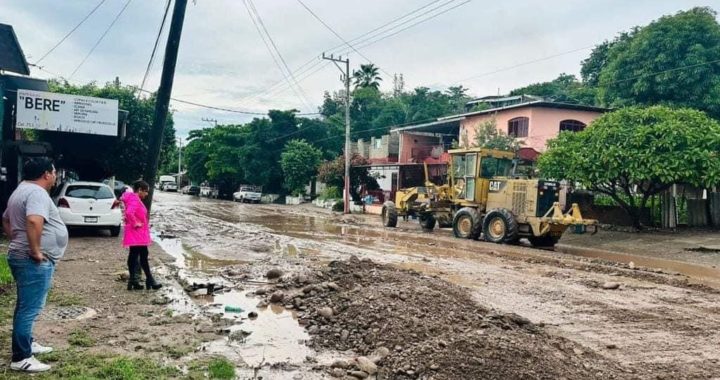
[2,0,718,142]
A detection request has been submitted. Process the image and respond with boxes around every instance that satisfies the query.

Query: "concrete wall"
[460,107,602,152]
[369,134,399,162]
[398,133,443,163]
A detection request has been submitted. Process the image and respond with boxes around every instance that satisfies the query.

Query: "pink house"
[457,101,607,153]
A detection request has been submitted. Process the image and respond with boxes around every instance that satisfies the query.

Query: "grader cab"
[381,147,597,247]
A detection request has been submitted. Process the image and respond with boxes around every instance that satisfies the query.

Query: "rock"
[355,356,377,374]
[430,364,439,370]
[302,285,317,294]
[308,325,320,335]
[327,282,340,291]
[328,368,345,378]
[248,311,258,319]
[266,268,284,280]
[606,344,618,349]
[270,291,285,303]
[349,370,369,379]
[331,360,350,369]
[340,329,349,341]
[254,288,268,296]
[370,346,390,363]
[506,313,531,326]
[628,261,636,270]
[602,282,620,290]
[318,307,334,318]
[296,274,309,284]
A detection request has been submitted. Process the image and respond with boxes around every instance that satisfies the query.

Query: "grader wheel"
[452,207,482,240]
[382,201,398,228]
[483,208,519,244]
[419,214,436,230]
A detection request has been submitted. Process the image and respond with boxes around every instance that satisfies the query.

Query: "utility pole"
[322,53,351,214]
[201,117,218,126]
[142,0,188,211]
[177,137,182,187]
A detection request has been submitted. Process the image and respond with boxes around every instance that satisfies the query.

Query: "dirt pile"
[264,257,626,380]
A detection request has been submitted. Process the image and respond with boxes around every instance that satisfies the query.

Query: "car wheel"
[110,226,121,237]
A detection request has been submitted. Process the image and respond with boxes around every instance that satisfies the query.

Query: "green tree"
[44,79,176,181]
[352,64,382,90]
[510,73,597,105]
[472,118,521,151]
[317,154,379,202]
[538,106,720,229]
[580,30,637,86]
[596,7,720,117]
[280,139,322,195]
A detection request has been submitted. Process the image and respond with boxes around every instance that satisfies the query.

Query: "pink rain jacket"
[121,190,151,248]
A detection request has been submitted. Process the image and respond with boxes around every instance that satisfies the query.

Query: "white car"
[233,185,262,203]
[54,181,122,236]
[161,182,178,192]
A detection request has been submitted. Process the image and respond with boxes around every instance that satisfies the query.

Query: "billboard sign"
[16,89,119,136]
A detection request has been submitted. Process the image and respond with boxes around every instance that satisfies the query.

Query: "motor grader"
[380,147,597,246]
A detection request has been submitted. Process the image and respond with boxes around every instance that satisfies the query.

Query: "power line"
[295,0,391,78]
[454,45,594,84]
[69,0,134,79]
[243,0,315,112]
[238,0,454,103]
[138,0,172,95]
[350,0,472,52]
[34,0,109,64]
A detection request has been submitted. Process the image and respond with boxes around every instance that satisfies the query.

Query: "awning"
[391,116,464,135]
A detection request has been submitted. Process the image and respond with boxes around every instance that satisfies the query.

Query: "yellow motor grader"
[381,147,597,246]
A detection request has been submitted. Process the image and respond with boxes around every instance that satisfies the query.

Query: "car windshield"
[66,185,115,200]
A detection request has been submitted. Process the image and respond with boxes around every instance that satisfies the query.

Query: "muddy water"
[153,233,314,371]
[151,193,720,376]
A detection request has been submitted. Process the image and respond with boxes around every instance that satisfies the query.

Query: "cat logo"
[489,180,503,192]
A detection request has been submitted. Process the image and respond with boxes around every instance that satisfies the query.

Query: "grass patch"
[1,349,181,379]
[47,289,85,306]
[0,254,11,286]
[208,357,236,379]
[68,330,95,347]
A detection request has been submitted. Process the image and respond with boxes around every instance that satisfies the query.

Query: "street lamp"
[177,137,183,187]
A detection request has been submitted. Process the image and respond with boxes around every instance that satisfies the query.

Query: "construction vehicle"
[380,147,597,247]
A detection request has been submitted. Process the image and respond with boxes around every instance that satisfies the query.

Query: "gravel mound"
[266,256,625,379]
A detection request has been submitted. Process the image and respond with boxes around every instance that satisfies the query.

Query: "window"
[481,157,514,178]
[559,119,586,132]
[66,185,114,200]
[508,117,529,137]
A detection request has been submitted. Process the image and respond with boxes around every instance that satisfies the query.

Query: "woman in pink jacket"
[121,180,161,290]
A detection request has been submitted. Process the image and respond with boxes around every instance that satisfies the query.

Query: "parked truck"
[233,185,262,203]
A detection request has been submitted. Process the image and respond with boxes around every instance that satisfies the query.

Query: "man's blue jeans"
[8,255,55,362]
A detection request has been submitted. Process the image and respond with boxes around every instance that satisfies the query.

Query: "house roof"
[391,116,464,134]
[441,100,609,121]
[390,101,608,134]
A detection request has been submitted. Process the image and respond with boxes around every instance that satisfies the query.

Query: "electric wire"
[295,0,392,78]
[138,0,172,95]
[68,0,134,79]
[239,0,457,102]
[34,0,109,65]
[243,0,315,112]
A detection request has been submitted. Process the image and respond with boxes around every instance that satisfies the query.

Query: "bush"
[332,201,344,212]
[208,357,235,379]
[321,186,342,200]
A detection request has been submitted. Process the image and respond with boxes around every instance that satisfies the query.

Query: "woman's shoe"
[127,282,144,290]
[146,282,162,290]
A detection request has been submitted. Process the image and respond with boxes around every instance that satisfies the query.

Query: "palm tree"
[352,64,382,90]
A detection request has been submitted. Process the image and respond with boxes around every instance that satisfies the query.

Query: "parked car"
[102,179,129,198]
[161,182,178,192]
[233,185,262,203]
[180,185,200,195]
[54,181,122,236]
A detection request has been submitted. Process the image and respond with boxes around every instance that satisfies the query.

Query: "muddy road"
[151,192,720,379]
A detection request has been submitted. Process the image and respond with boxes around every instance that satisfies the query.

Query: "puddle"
[153,233,314,368]
[200,290,312,367]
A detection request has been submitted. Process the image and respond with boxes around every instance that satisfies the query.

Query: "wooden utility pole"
[143,0,188,210]
[322,53,351,214]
